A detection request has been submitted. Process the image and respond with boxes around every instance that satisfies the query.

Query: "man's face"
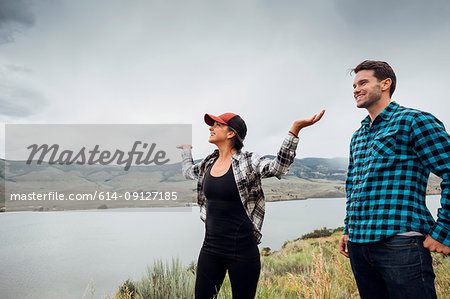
[353,69,382,109]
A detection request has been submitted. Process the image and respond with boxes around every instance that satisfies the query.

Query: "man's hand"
[339,234,349,258]
[423,235,450,255]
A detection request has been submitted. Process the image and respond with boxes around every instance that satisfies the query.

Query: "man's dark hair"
[352,60,397,97]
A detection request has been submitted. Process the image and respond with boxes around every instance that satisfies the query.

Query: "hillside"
[0,157,443,211]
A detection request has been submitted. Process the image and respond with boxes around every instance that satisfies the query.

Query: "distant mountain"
[267,155,348,180]
[0,157,442,211]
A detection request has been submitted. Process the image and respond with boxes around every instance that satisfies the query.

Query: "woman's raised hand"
[290,110,325,137]
[176,144,193,149]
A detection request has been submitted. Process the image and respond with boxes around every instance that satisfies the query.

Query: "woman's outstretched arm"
[176,145,201,180]
[255,110,325,179]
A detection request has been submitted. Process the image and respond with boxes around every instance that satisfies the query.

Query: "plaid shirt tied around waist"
[344,101,450,246]
[181,135,298,244]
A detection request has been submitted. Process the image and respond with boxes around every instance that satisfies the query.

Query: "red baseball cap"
[204,113,247,140]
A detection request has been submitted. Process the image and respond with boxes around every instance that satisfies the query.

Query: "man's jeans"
[348,235,437,299]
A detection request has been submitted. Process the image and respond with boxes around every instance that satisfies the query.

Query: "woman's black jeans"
[195,248,260,299]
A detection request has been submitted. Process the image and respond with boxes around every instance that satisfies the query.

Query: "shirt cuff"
[282,134,299,150]
[429,222,450,247]
[343,226,349,235]
[286,133,299,143]
[181,148,193,159]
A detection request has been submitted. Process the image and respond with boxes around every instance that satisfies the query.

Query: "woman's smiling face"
[208,121,233,144]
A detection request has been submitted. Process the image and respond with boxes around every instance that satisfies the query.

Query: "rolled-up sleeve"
[181,148,201,180]
[253,135,299,179]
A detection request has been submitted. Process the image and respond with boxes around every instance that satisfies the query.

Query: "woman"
[177,110,325,298]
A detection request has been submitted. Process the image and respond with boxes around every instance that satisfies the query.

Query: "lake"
[0,196,441,298]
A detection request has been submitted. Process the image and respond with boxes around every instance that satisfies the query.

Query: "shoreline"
[1,192,443,213]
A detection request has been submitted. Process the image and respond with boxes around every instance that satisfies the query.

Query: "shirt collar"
[207,149,241,162]
[361,101,399,126]
[232,150,242,161]
[206,150,219,163]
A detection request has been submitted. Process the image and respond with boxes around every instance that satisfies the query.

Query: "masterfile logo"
[26,141,170,171]
[4,124,192,212]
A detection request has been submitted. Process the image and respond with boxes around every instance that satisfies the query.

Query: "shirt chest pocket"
[369,129,397,168]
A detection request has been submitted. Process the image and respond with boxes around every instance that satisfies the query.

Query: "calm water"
[0,196,441,299]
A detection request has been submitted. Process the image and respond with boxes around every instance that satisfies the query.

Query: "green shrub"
[262,247,271,252]
[117,279,138,299]
[301,227,343,240]
[136,257,195,299]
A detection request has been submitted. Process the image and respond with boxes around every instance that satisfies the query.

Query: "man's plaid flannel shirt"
[181,135,298,244]
[344,101,450,246]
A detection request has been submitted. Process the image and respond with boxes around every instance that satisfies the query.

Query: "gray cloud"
[0,0,35,44]
[335,0,450,37]
[0,84,47,117]
[0,63,46,118]
[0,0,449,158]
[4,64,32,73]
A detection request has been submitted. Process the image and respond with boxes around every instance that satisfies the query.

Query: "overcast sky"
[1,0,450,160]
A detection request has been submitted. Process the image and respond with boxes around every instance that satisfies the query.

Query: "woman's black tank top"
[202,163,258,260]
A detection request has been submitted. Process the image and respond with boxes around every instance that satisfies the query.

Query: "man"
[339,60,449,299]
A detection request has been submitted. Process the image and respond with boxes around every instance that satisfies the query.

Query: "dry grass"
[110,232,450,299]
[217,232,448,299]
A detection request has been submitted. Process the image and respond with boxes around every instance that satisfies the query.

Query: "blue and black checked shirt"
[344,101,450,246]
